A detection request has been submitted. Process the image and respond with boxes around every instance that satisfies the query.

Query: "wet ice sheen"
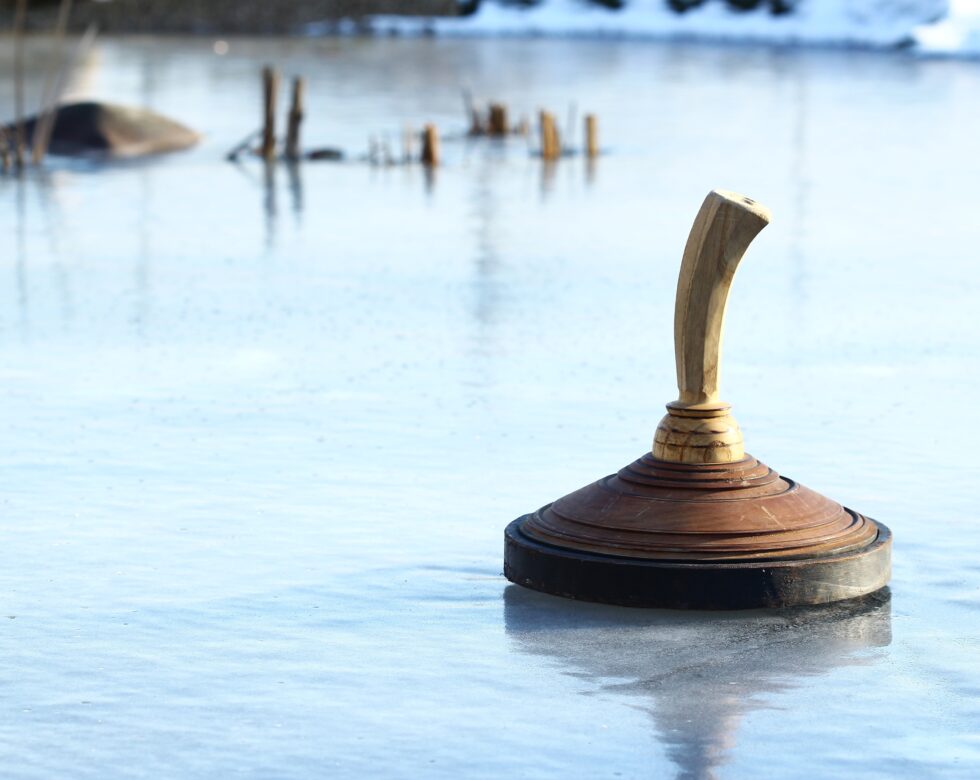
[0,37,978,779]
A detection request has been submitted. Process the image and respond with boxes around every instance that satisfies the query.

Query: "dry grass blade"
[32,0,74,165]
[13,0,28,169]
[32,22,98,163]
[0,125,12,172]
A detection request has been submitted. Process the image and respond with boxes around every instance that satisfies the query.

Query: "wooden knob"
[653,190,771,463]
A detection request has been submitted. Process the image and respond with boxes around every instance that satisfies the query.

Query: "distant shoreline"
[0,1,972,59]
[3,0,457,36]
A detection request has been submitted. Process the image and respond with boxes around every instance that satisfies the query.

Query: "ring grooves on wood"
[518,453,879,562]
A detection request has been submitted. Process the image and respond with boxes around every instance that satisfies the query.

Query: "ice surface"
[0,36,978,779]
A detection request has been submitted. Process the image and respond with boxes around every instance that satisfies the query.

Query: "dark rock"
[667,0,708,12]
[5,101,200,159]
[306,148,345,161]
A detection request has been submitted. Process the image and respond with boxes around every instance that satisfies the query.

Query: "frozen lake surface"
[0,37,978,778]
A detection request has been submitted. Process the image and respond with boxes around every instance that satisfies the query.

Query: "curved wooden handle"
[673,189,771,408]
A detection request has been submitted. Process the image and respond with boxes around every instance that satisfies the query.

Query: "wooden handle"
[673,189,771,408]
[653,190,771,464]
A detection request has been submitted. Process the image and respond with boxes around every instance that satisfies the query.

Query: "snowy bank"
[914,0,980,55]
[367,0,952,50]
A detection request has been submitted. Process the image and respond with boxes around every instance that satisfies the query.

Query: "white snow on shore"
[371,0,947,48]
[914,0,980,55]
[362,0,980,53]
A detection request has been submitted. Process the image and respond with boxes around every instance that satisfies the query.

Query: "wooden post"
[421,124,439,167]
[539,110,560,161]
[488,103,508,136]
[549,119,561,159]
[284,76,304,161]
[261,66,280,161]
[584,114,598,159]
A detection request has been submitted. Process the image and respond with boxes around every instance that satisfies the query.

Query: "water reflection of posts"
[423,163,437,195]
[540,158,557,198]
[469,152,501,333]
[504,586,892,779]
[135,166,151,337]
[286,159,303,221]
[789,60,811,320]
[15,175,29,337]
[263,159,277,249]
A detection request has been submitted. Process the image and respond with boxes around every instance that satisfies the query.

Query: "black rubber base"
[504,513,892,610]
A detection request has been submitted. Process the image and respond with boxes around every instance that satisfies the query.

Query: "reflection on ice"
[504,586,891,779]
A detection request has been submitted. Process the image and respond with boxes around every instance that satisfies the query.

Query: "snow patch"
[914,0,980,55]
[367,0,949,49]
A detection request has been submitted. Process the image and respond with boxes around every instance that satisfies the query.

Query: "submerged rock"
[6,101,200,158]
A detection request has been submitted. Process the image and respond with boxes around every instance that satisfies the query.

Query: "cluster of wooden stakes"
[228,66,601,167]
[462,89,601,161]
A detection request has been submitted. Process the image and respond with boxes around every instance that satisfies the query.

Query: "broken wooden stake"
[285,76,305,161]
[226,128,261,162]
[539,110,561,161]
[421,124,439,167]
[261,66,280,161]
[488,103,509,136]
[462,88,483,136]
[584,114,599,159]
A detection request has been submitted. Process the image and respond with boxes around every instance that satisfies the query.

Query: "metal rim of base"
[504,515,892,610]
